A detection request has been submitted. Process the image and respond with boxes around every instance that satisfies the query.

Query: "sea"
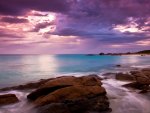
[0,54,150,113]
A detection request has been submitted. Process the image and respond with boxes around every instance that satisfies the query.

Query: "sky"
[0,0,150,54]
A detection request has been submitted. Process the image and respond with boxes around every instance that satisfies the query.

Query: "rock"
[27,75,102,101]
[40,75,102,88]
[141,68,150,78]
[38,103,71,113]
[34,85,106,106]
[115,73,134,81]
[116,64,121,67]
[27,85,71,101]
[139,90,148,94]
[27,75,110,113]
[0,94,19,106]
[123,68,150,93]
[123,82,142,89]
[37,95,110,113]
[0,78,52,91]
[130,71,150,85]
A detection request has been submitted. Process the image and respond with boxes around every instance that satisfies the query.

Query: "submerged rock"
[27,75,111,113]
[0,94,19,106]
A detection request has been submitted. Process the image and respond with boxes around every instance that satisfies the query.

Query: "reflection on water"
[119,55,139,64]
[0,55,150,88]
[20,55,59,74]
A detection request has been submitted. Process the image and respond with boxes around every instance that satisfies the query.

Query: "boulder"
[0,94,19,106]
[123,68,150,93]
[27,75,110,113]
[115,73,134,81]
[38,103,71,113]
[130,71,150,85]
[34,85,106,106]
[141,68,150,78]
[27,75,102,101]
[40,75,102,88]
[123,82,142,89]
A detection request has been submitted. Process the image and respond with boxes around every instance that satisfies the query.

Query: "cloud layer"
[0,0,149,54]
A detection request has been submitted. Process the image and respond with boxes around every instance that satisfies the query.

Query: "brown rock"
[38,103,71,113]
[0,94,19,106]
[141,68,150,78]
[40,75,102,88]
[34,85,106,106]
[27,85,71,101]
[130,71,150,85]
[27,75,103,101]
[27,75,110,113]
[116,73,134,81]
[123,82,141,89]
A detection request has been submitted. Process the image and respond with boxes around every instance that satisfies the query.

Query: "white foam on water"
[102,79,150,113]
[0,90,36,113]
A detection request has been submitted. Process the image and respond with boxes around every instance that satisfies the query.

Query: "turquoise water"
[0,54,150,88]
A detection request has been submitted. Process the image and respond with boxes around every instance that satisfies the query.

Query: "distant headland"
[99,50,150,56]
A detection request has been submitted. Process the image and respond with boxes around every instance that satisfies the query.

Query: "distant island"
[99,50,150,56]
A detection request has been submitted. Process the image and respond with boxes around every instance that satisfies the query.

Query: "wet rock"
[27,75,110,113]
[115,73,134,81]
[27,85,71,101]
[123,68,150,93]
[34,85,106,106]
[130,71,150,85]
[38,103,71,113]
[123,82,142,89]
[0,94,19,106]
[37,95,110,113]
[0,78,52,91]
[40,75,102,88]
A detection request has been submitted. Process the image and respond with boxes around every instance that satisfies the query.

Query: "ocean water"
[0,54,150,113]
[0,54,150,88]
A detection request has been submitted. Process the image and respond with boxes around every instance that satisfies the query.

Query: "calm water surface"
[0,54,150,87]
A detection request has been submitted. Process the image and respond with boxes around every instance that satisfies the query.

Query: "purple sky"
[0,0,150,54]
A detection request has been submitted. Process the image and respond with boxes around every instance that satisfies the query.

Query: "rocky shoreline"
[0,68,150,113]
[0,75,111,113]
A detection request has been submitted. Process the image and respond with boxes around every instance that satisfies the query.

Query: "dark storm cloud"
[0,0,71,16]
[0,0,149,53]
[67,0,150,25]
[52,28,89,36]
[1,17,28,23]
[51,0,149,47]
